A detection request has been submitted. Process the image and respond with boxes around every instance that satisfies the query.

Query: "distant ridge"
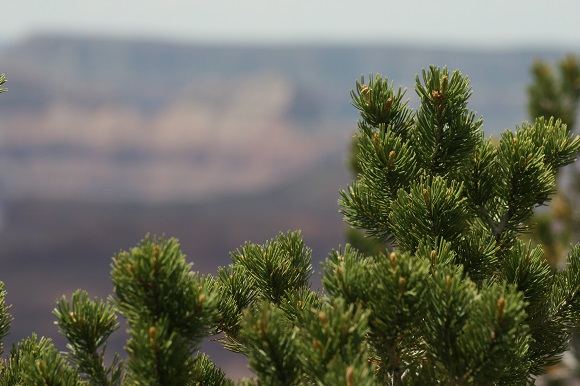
[2,34,570,122]
[0,34,572,201]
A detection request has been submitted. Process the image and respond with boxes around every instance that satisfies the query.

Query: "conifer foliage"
[529,55,580,131]
[526,55,580,265]
[2,66,580,385]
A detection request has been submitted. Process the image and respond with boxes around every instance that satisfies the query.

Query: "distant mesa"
[0,34,565,202]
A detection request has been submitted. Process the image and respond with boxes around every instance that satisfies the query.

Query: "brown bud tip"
[446,275,452,287]
[318,311,328,325]
[313,338,323,353]
[152,244,161,258]
[384,97,393,112]
[70,311,77,323]
[387,150,396,169]
[497,297,506,317]
[423,188,430,202]
[149,326,156,340]
[198,285,203,292]
[399,277,407,292]
[360,84,371,104]
[198,294,206,305]
[431,90,441,99]
[389,252,397,267]
[346,366,355,386]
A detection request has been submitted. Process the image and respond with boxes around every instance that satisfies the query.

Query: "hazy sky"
[3,0,580,48]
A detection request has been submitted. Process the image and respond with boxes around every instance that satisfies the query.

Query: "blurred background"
[1,0,579,381]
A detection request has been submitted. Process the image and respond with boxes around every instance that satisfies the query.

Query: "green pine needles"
[2,66,580,385]
[0,74,6,94]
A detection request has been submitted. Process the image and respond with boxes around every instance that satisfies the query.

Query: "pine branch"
[0,73,6,94]
[53,290,122,385]
[111,235,218,384]
[0,335,83,386]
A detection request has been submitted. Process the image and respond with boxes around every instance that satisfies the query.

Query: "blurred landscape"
[0,34,571,376]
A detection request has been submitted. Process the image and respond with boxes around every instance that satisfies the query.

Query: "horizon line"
[2,30,580,54]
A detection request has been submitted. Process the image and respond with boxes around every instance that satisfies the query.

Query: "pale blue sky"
[3,0,580,48]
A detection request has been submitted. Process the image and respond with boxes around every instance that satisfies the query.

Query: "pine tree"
[2,65,580,385]
[526,55,580,266]
[526,55,580,384]
[529,55,580,132]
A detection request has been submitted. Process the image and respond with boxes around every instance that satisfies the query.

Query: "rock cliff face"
[0,36,354,201]
[0,34,563,202]
[0,71,345,201]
